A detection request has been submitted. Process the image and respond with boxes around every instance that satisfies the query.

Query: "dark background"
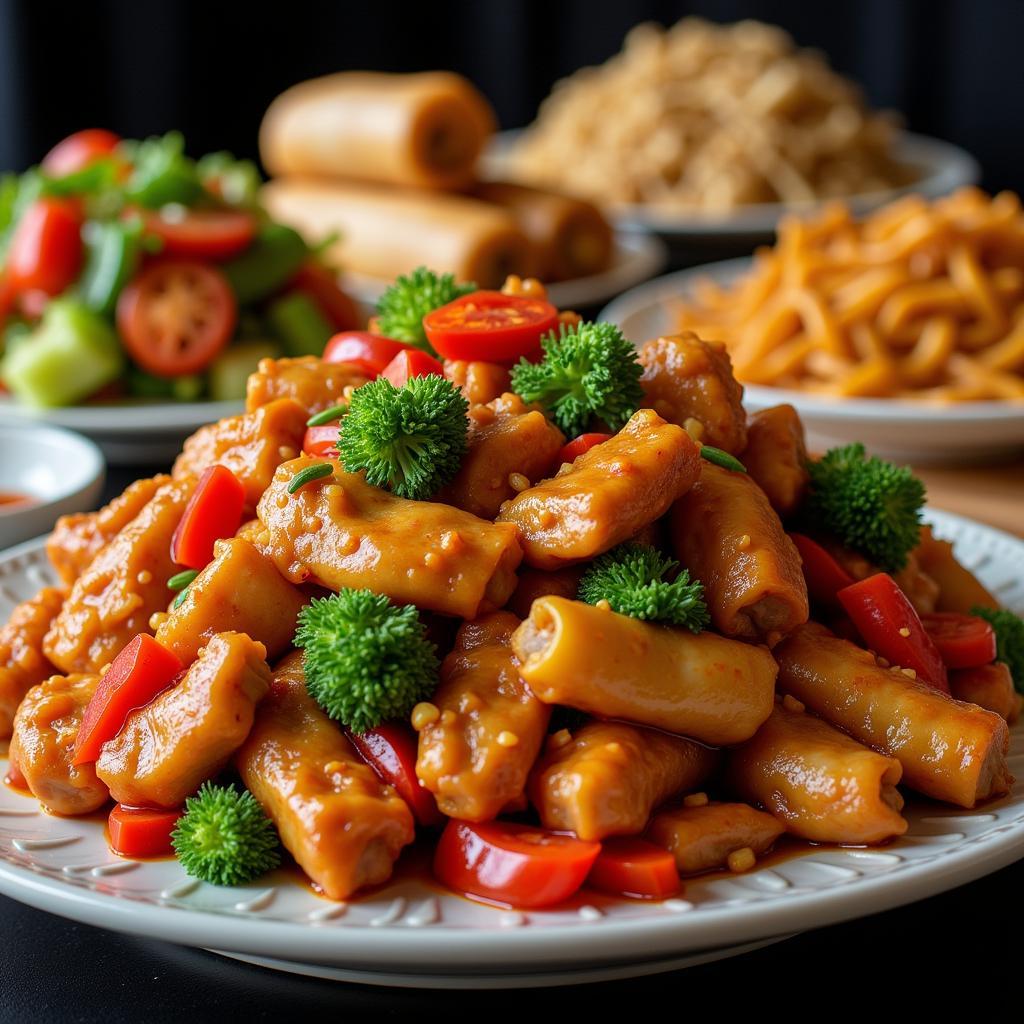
[1,0,1023,194]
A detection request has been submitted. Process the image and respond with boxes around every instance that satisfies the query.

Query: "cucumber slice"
[208,340,280,402]
[267,292,333,357]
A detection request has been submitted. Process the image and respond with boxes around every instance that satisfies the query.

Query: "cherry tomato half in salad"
[587,838,680,900]
[422,291,559,364]
[5,197,83,297]
[171,465,246,570]
[108,804,182,858]
[380,348,445,388]
[139,207,257,261]
[302,422,342,459]
[434,820,600,908]
[41,128,121,177]
[116,260,236,377]
[290,261,359,331]
[919,612,998,670]
[556,432,612,465]
[322,331,410,377]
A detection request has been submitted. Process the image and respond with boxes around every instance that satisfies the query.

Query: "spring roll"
[670,462,809,642]
[727,702,908,844]
[776,623,1012,807]
[741,405,809,517]
[245,356,369,417]
[512,596,776,745]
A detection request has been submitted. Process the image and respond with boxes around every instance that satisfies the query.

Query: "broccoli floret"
[339,375,468,500]
[971,606,1024,693]
[577,543,710,632]
[295,590,440,734]
[509,321,644,437]
[171,783,280,886]
[805,443,925,573]
[375,266,476,353]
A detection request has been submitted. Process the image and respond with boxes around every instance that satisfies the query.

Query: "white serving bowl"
[0,424,105,550]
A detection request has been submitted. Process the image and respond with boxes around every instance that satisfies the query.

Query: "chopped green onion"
[701,446,746,473]
[288,462,334,494]
[172,586,191,610]
[306,404,348,427]
[168,569,199,591]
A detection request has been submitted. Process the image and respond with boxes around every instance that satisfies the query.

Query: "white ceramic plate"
[599,258,1024,463]
[339,231,667,313]
[0,509,1022,986]
[484,131,980,241]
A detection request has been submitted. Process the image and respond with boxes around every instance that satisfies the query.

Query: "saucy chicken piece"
[512,596,776,745]
[776,623,1012,808]
[443,359,511,406]
[0,587,64,738]
[950,662,1021,723]
[728,701,908,844]
[47,475,168,586]
[258,457,522,618]
[529,721,719,841]
[173,398,307,511]
[416,612,549,821]
[43,478,194,674]
[155,537,308,664]
[10,673,108,815]
[826,541,940,617]
[436,393,565,520]
[741,405,809,517]
[236,652,415,899]
[96,632,271,809]
[245,355,369,417]
[647,802,783,875]
[913,525,998,613]
[670,462,808,642]
[506,565,584,619]
[497,409,702,570]
[639,332,747,454]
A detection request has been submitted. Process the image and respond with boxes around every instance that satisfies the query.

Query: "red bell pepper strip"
[789,533,857,609]
[380,348,445,388]
[170,465,246,570]
[108,804,182,858]
[556,432,612,465]
[74,634,183,764]
[919,612,998,670]
[322,331,410,377]
[587,837,680,899]
[302,422,342,459]
[837,573,949,692]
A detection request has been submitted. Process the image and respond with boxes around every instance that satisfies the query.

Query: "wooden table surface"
[916,458,1023,537]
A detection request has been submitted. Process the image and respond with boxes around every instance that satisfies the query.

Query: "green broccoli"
[509,321,644,437]
[375,266,476,353]
[339,375,468,500]
[577,543,710,632]
[295,590,440,733]
[805,443,925,573]
[971,606,1024,693]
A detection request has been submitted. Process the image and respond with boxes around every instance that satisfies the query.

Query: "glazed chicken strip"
[670,462,808,642]
[0,587,64,738]
[96,632,271,809]
[154,537,308,664]
[43,477,195,675]
[436,393,565,520]
[173,398,307,511]
[416,612,549,820]
[647,802,784,875]
[10,673,108,815]
[497,408,702,570]
[47,475,169,586]
[776,623,1013,808]
[245,356,368,417]
[236,652,415,900]
[443,360,511,406]
[529,721,719,841]
[913,525,999,613]
[741,405,809,517]
[949,663,1020,724]
[512,597,776,745]
[257,457,522,619]
[639,332,747,453]
[506,565,584,619]
[727,702,908,844]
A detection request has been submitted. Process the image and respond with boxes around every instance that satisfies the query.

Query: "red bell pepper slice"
[322,331,410,377]
[919,612,998,670]
[108,804,182,858]
[170,464,246,570]
[380,348,445,388]
[302,422,342,459]
[587,837,680,899]
[74,634,183,764]
[837,573,949,692]
[789,533,857,609]
[556,432,612,465]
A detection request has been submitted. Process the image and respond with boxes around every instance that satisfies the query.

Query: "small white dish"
[0,424,104,550]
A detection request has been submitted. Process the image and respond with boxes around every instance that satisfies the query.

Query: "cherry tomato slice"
[380,348,445,388]
[837,573,949,692]
[116,260,236,377]
[41,129,121,177]
[423,291,559,364]
[171,465,246,570]
[302,422,342,459]
[556,432,612,465]
[5,197,83,296]
[108,804,182,858]
[919,612,998,670]
[322,331,410,377]
[789,533,857,609]
[434,820,600,908]
[290,261,359,331]
[348,722,442,827]
[138,208,257,261]
[587,837,680,900]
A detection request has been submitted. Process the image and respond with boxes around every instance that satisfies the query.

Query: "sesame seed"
[782,694,805,713]
[136,570,152,585]
[508,472,531,493]
[737,534,751,550]
[411,702,440,731]
[727,847,756,873]
[595,599,612,612]
[546,728,572,751]
[898,627,911,637]
[683,792,709,808]
[440,709,457,726]
[497,731,519,748]
[901,667,917,679]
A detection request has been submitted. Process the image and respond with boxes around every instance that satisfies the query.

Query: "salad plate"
[0,508,1022,987]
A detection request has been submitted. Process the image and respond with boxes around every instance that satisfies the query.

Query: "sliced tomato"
[380,348,445,388]
[434,820,600,908]
[171,465,246,569]
[138,207,257,261]
[5,197,83,296]
[790,533,857,609]
[41,129,121,177]
[116,260,236,376]
[74,635,183,764]
[348,722,442,827]
[423,291,559,364]
[290,261,359,331]
[837,573,949,692]
[302,422,342,459]
[587,838,680,900]
[556,432,612,465]
[108,804,182,858]
[920,612,998,670]
[322,330,410,377]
